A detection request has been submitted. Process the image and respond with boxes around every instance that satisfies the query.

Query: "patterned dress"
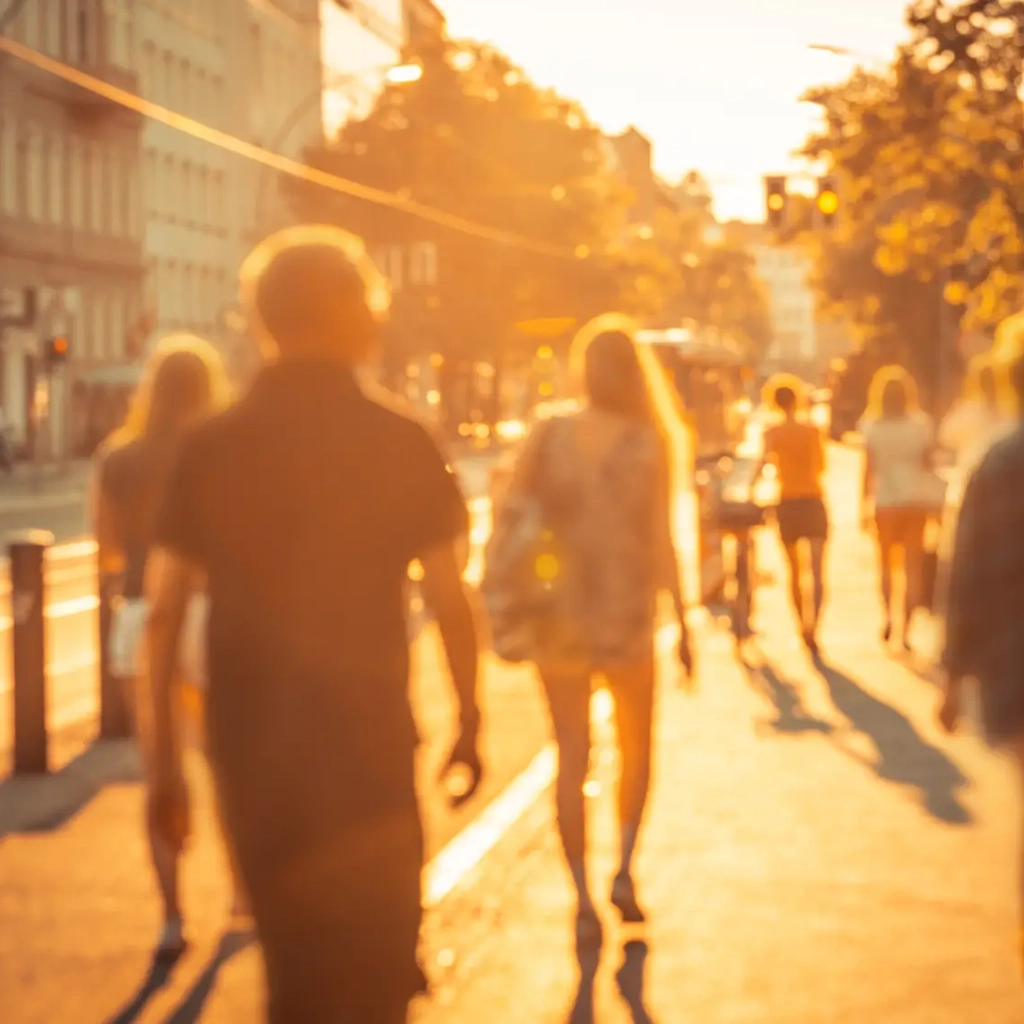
[532,412,663,670]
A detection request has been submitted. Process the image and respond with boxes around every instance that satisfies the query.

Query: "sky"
[436,0,913,222]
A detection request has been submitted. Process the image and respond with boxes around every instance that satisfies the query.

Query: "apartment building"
[0,0,145,455]
[133,0,324,347]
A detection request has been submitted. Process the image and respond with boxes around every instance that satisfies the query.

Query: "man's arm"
[942,467,987,682]
[420,538,480,733]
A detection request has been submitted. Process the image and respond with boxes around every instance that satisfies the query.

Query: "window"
[75,0,95,65]
[91,293,106,361]
[47,134,65,225]
[165,260,179,323]
[25,129,43,222]
[88,144,104,232]
[162,51,173,106]
[211,170,224,232]
[69,139,85,228]
[163,154,175,220]
[43,2,59,55]
[182,265,194,324]
[0,117,16,214]
[109,292,125,359]
[196,69,207,112]
[109,152,123,235]
[125,155,140,238]
[180,59,190,111]
[181,161,192,224]
[197,166,208,230]
[144,148,158,215]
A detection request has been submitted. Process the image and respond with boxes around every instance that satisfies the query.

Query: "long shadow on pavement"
[740,657,836,738]
[568,940,657,1024]
[811,655,972,825]
[159,928,257,1024]
[104,954,184,1024]
[0,739,142,838]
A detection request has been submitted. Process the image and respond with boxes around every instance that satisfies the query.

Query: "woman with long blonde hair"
[93,333,238,958]
[491,314,693,944]
[860,365,941,649]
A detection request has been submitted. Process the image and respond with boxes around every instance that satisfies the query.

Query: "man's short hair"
[774,385,797,411]
[239,225,390,361]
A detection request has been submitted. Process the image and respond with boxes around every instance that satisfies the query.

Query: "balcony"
[63,64,142,131]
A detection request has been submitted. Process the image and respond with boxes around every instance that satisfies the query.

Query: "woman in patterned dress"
[506,316,693,945]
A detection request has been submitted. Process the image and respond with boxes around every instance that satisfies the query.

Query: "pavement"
[2,445,1023,1022]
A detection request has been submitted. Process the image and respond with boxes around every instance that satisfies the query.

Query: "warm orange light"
[53,337,68,354]
[817,190,839,215]
[767,193,785,212]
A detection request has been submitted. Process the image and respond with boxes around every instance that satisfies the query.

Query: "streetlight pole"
[253,62,422,237]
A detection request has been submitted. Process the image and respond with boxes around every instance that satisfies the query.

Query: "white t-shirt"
[939,400,1011,481]
[861,412,935,508]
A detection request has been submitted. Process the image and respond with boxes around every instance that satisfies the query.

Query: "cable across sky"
[0,33,578,260]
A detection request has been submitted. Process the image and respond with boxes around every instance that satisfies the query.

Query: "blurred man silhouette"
[144,225,483,1022]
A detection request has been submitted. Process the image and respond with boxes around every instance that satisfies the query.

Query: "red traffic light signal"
[44,336,69,371]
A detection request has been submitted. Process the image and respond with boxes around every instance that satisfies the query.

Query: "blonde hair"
[238,223,390,357]
[104,332,232,451]
[864,364,919,421]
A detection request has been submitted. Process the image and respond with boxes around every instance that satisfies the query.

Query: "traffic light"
[43,336,69,372]
[764,176,788,230]
[816,176,840,228]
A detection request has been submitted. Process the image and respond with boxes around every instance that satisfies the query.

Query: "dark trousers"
[210,749,424,1023]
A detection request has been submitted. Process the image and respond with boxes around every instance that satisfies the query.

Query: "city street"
[2,443,1021,1022]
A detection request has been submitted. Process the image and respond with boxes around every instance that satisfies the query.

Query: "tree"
[797,3,1024,412]
[286,38,652,375]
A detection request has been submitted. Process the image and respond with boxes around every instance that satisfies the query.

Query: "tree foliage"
[286,41,772,368]
[287,38,654,367]
[799,0,1024,409]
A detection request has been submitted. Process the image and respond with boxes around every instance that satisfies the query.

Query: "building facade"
[751,242,819,378]
[403,0,446,46]
[133,0,324,353]
[0,0,145,456]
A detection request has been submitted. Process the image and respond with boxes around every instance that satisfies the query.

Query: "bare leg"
[902,512,927,648]
[606,662,655,923]
[538,663,594,916]
[123,672,186,953]
[808,538,826,631]
[784,542,805,631]
[876,533,896,640]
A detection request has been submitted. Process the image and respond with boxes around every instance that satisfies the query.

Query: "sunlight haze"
[437,0,913,221]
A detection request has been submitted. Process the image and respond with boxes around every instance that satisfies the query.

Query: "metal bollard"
[98,570,130,740]
[8,529,54,775]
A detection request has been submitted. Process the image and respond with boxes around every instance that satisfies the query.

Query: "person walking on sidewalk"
[939,352,1024,972]
[144,225,483,1024]
[759,381,828,652]
[860,366,942,649]
[495,316,693,946]
[93,333,241,959]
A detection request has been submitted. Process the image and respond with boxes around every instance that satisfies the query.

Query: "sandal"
[154,918,188,961]
[610,873,646,924]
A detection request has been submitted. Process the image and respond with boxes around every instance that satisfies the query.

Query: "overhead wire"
[0,33,578,260]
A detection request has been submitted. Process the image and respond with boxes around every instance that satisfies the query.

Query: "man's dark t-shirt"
[153,361,467,848]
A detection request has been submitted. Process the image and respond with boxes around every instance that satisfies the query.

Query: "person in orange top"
[761,384,828,651]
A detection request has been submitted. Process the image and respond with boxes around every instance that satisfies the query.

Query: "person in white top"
[860,367,941,649]
[939,356,1013,503]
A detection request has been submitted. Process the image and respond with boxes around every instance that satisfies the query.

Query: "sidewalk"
[0,460,90,512]
[3,446,1023,1022]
